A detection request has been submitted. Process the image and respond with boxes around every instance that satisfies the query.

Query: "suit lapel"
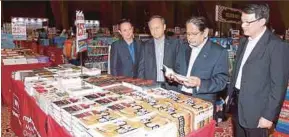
[185,43,192,70]
[190,40,211,75]
[120,40,133,64]
[232,38,248,85]
[163,37,171,65]
[148,39,157,77]
[245,29,270,63]
[132,39,138,64]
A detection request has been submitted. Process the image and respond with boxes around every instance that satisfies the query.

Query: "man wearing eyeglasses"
[166,16,229,103]
[227,4,289,137]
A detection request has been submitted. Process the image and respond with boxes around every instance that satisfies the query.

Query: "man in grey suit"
[227,4,289,137]
[110,19,143,78]
[138,15,180,87]
[166,16,229,103]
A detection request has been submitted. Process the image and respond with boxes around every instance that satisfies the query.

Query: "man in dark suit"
[110,19,143,78]
[167,16,229,103]
[138,15,180,86]
[227,4,289,137]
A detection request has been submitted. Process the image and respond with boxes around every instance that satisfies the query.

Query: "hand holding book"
[162,65,189,83]
[162,65,201,88]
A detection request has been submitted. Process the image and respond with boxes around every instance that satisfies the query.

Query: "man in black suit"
[110,19,143,77]
[227,4,289,137]
[138,15,180,86]
[166,16,229,103]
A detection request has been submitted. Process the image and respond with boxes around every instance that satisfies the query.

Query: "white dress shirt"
[182,38,208,94]
[235,28,267,89]
[154,36,165,82]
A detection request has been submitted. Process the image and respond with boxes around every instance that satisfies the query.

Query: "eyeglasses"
[241,18,262,26]
[186,31,202,37]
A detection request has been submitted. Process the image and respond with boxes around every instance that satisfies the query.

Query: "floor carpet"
[1,105,18,137]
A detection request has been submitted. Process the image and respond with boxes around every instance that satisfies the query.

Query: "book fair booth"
[1,3,289,137]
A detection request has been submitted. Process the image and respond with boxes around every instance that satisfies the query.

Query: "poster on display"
[215,5,242,24]
[75,10,88,52]
[12,22,27,40]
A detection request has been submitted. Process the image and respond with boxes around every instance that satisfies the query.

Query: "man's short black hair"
[118,18,132,29]
[186,16,209,32]
[242,4,270,24]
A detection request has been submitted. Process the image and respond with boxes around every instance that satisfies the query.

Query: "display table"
[1,62,51,106]
[10,79,216,137]
[11,80,70,137]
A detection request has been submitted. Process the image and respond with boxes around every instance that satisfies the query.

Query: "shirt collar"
[189,37,208,50]
[248,27,267,41]
[154,36,165,44]
[125,39,134,46]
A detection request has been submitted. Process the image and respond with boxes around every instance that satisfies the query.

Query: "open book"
[162,65,189,83]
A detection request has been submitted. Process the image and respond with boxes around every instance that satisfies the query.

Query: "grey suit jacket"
[174,40,229,102]
[228,29,289,128]
[138,36,180,83]
[110,39,143,78]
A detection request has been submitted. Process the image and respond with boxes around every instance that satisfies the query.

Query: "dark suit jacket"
[138,36,180,82]
[110,39,143,78]
[174,40,229,102]
[228,29,289,128]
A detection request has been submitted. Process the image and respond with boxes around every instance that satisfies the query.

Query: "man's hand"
[183,76,201,88]
[165,74,175,83]
[257,117,273,129]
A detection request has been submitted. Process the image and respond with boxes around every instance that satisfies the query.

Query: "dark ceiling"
[2,1,289,34]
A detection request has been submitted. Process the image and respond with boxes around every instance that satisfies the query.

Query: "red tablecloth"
[1,63,51,106]
[11,80,71,137]
[10,80,216,137]
[47,116,71,137]
[186,120,216,137]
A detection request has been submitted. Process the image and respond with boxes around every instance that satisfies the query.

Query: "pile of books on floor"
[274,85,289,136]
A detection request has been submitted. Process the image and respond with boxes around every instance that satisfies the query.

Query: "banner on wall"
[215,5,242,24]
[75,10,88,52]
[12,22,27,40]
